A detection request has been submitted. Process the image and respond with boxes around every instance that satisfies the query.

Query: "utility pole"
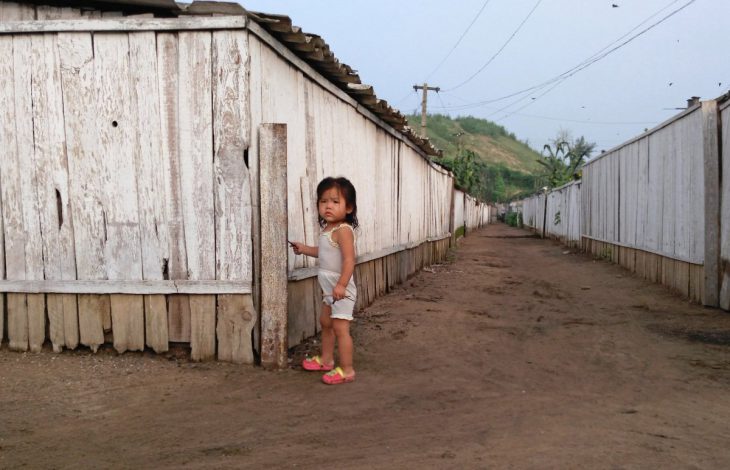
[413,83,440,138]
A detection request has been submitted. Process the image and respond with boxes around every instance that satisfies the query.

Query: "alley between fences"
[2,223,729,468]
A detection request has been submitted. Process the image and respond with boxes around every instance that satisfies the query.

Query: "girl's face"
[318,186,352,226]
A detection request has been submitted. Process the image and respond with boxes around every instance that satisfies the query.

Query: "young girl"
[290,176,358,385]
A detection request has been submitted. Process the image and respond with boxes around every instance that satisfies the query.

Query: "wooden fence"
[720,99,730,310]
[521,182,581,246]
[0,7,492,363]
[246,27,489,349]
[518,94,729,308]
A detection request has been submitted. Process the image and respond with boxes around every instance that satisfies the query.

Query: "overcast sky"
[240,0,729,156]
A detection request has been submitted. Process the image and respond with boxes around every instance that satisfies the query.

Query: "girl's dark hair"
[316,176,359,229]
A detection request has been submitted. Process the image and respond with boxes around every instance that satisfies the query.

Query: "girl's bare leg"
[319,305,335,366]
[333,318,354,376]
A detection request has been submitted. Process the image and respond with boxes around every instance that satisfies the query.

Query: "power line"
[423,0,493,82]
[433,92,656,125]
[445,0,544,92]
[436,0,696,111]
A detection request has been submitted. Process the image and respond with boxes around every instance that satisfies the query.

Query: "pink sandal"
[302,355,334,371]
[322,367,355,385]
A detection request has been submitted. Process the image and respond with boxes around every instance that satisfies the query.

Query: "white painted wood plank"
[129,32,169,282]
[673,117,689,260]
[212,30,251,282]
[157,32,190,343]
[0,119,3,342]
[0,35,27,351]
[212,22,257,355]
[0,279,252,294]
[646,132,664,252]
[94,32,144,353]
[635,137,650,249]
[660,126,676,256]
[179,31,215,281]
[720,104,730,310]
[13,34,45,352]
[58,31,107,352]
[30,32,79,352]
[688,110,705,264]
[247,33,263,353]
[128,31,169,353]
[179,31,215,359]
[0,16,248,33]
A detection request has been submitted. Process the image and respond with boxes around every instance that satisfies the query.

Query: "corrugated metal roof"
[240,8,441,157]
[7,0,441,156]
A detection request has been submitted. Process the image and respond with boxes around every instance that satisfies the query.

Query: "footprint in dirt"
[467,309,498,319]
[483,286,505,295]
[391,330,407,340]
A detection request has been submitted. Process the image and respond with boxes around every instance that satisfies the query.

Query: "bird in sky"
[612,3,619,7]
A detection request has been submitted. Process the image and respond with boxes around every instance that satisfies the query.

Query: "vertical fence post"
[259,123,288,368]
[448,177,456,247]
[702,101,721,307]
[542,191,548,239]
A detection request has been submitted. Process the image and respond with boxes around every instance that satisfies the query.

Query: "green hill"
[408,114,543,201]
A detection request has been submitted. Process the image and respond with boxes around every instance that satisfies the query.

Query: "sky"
[240,0,730,156]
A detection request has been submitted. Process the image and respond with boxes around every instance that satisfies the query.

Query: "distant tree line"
[437,131,596,203]
[438,150,538,203]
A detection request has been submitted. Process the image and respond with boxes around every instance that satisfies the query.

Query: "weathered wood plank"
[213,29,252,282]
[129,31,169,352]
[720,103,730,311]
[179,31,215,358]
[0,17,248,33]
[110,295,144,353]
[212,30,255,361]
[190,295,216,361]
[10,34,46,352]
[0,34,18,348]
[7,294,28,351]
[0,2,35,21]
[0,279,251,296]
[247,34,263,353]
[259,123,288,368]
[217,294,256,363]
[157,32,190,342]
[36,5,81,19]
[94,32,144,352]
[30,32,79,352]
[58,31,108,352]
[144,295,168,354]
[702,101,720,307]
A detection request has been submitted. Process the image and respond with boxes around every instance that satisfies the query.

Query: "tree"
[538,131,596,189]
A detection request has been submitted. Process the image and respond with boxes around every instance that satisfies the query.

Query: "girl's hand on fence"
[332,283,347,301]
[289,241,304,255]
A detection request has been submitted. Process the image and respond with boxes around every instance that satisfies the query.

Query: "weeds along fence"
[0,2,491,366]
[518,93,730,309]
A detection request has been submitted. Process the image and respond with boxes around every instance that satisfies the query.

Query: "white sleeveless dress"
[318,223,357,320]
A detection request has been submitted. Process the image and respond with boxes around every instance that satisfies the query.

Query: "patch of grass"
[455,225,466,239]
[505,212,523,228]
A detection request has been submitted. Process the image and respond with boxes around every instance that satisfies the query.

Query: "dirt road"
[2,223,729,469]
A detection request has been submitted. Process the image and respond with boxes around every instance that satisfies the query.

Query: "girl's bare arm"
[290,241,318,258]
[333,228,356,296]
